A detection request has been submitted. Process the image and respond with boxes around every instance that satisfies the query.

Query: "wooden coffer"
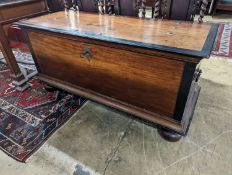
[17,11,218,135]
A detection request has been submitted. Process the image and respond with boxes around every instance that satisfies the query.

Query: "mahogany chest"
[17,11,218,141]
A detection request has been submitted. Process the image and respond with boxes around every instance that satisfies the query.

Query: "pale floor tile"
[0,144,74,175]
[47,101,131,174]
[163,132,232,175]
[105,121,199,175]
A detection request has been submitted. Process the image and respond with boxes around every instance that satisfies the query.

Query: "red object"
[0,63,86,162]
[9,40,30,52]
[8,25,30,52]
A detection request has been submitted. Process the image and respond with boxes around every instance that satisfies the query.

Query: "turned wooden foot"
[44,84,57,92]
[158,127,182,142]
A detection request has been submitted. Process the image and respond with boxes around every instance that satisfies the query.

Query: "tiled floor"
[0,15,232,175]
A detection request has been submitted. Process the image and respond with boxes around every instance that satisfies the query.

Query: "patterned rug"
[0,49,37,81]
[0,62,86,162]
[212,23,232,58]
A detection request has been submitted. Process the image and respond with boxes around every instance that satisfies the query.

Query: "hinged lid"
[17,11,218,58]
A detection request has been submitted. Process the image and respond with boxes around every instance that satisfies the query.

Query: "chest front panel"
[28,31,185,118]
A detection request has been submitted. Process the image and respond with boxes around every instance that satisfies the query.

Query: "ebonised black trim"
[202,23,219,58]
[173,62,196,121]
[15,21,218,58]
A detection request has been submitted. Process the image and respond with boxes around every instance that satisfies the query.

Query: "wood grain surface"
[0,0,47,22]
[17,11,217,134]
[20,11,212,52]
[28,31,185,117]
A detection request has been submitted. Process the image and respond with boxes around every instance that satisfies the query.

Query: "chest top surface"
[17,11,218,58]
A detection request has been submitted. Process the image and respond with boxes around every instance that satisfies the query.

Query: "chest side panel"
[28,31,185,118]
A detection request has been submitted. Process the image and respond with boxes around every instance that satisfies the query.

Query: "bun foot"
[44,84,57,92]
[158,127,182,142]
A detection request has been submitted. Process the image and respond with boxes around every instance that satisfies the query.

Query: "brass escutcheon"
[80,46,92,62]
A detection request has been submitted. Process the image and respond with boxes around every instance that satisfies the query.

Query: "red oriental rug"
[212,23,232,59]
[0,62,86,162]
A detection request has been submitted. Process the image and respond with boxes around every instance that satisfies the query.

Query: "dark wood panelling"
[0,0,47,22]
[170,0,191,20]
